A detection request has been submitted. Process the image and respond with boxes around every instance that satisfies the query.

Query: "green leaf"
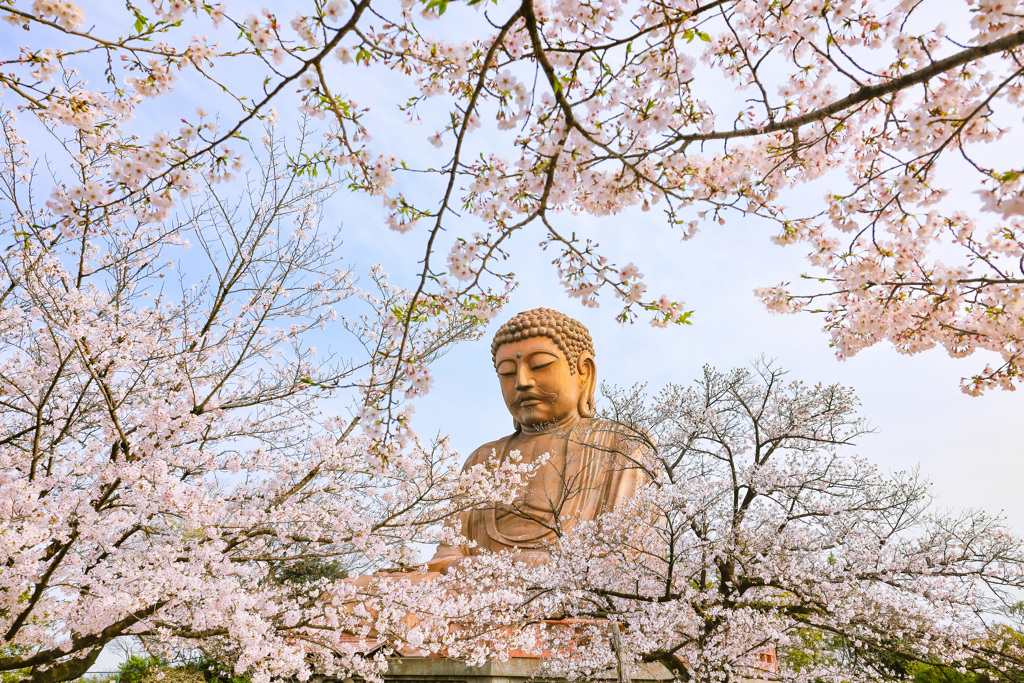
[133,10,148,33]
[423,0,449,14]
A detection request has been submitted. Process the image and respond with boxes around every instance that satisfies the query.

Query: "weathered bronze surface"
[425,308,647,572]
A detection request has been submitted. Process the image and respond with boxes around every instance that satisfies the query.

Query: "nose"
[515,364,534,390]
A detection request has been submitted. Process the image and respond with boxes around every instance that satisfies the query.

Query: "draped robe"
[428,418,648,567]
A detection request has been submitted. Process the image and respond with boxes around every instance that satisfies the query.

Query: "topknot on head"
[491,307,594,374]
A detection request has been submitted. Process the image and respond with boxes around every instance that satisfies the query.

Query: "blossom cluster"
[352,0,1024,386]
[0,113,512,681]
[5,0,1024,394]
[348,364,1024,682]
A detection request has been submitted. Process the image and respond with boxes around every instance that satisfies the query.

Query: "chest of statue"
[499,432,572,517]
[443,417,646,562]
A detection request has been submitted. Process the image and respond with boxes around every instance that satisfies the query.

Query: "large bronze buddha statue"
[424,307,648,572]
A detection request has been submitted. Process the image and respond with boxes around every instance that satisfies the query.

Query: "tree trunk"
[27,647,103,683]
[610,620,633,683]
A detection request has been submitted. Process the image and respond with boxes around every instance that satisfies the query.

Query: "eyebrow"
[496,349,558,364]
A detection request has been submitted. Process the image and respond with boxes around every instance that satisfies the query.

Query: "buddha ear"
[576,352,597,418]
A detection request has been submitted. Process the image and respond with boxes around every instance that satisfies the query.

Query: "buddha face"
[494,336,593,430]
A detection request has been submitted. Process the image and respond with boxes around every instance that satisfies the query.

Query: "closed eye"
[496,361,517,377]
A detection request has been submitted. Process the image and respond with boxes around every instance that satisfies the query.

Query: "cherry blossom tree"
[3,0,1024,681]
[4,0,1023,397]
[397,362,1024,683]
[0,123,547,683]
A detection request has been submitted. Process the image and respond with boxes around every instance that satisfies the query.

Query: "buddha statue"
[424,307,649,573]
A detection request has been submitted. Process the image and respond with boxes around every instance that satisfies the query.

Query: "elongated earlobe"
[577,353,596,418]
[578,392,595,418]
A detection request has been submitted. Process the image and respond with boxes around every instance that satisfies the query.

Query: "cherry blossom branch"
[681,29,1024,142]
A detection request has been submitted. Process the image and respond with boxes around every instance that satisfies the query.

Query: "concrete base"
[383,657,673,683]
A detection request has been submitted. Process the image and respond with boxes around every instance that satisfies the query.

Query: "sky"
[414,209,1024,533]
[314,0,1024,535]
[340,0,1024,539]
[1,0,1021,672]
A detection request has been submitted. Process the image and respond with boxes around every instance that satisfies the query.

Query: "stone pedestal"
[382,657,673,683]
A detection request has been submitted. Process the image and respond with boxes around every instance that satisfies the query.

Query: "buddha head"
[490,308,597,431]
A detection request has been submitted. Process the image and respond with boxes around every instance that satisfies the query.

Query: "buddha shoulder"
[578,417,651,454]
[461,437,513,471]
